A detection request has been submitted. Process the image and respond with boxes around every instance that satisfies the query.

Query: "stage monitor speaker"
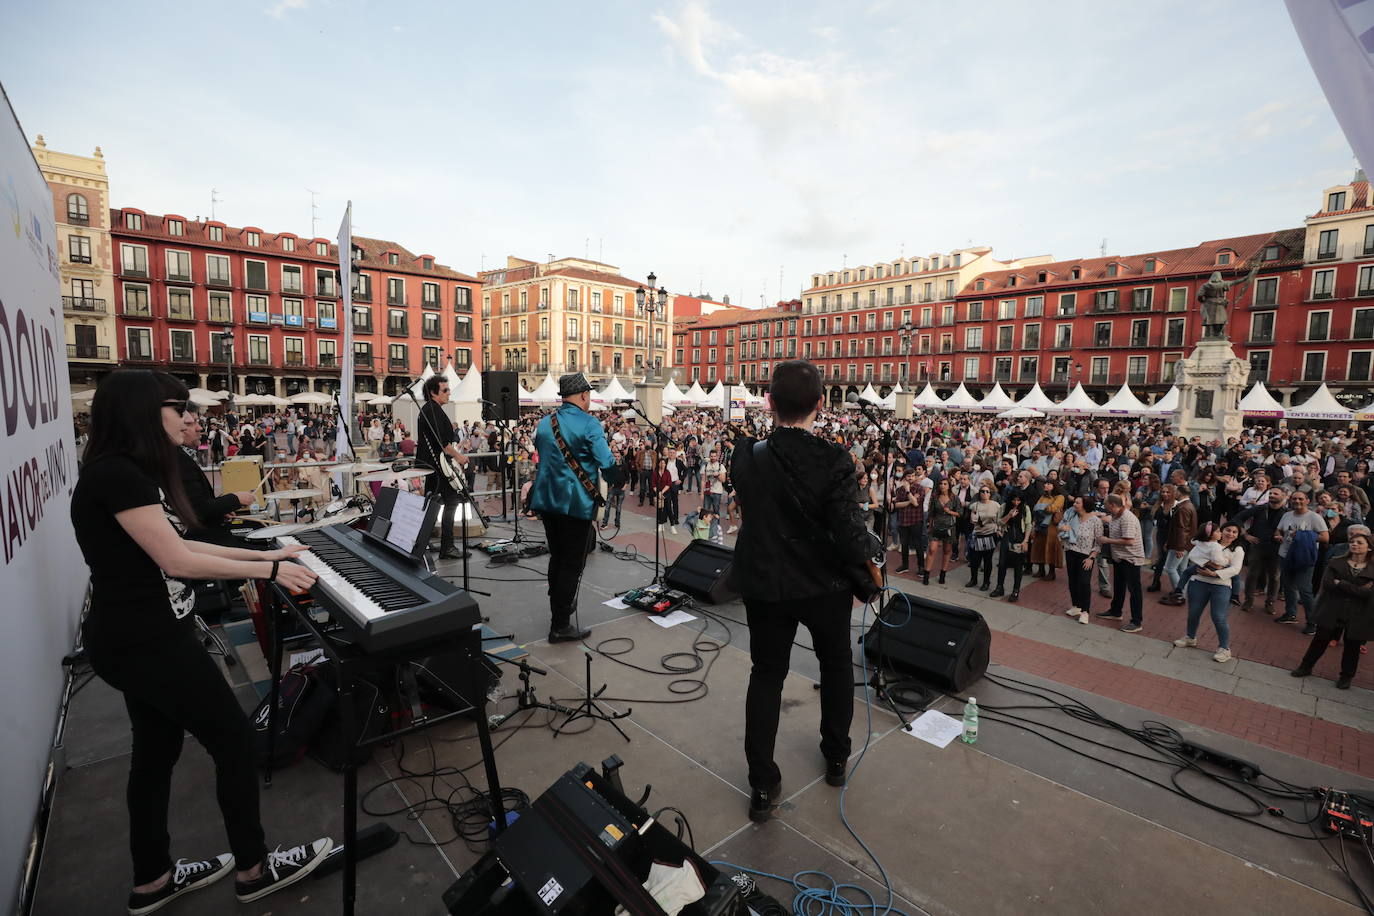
[412,647,501,719]
[481,370,520,422]
[664,540,738,604]
[863,593,989,693]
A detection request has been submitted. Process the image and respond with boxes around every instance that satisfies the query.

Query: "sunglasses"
[162,400,188,416]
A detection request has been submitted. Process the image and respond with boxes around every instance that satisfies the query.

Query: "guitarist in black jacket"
[416,375,467,559]
[729,360,873,822]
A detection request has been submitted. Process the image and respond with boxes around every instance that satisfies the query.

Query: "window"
[1360,265,1374,296]
[245,260,268,290]
[422,282,440,307]
[167,288,193,321]
[1328,191,1348,212]
[998,299,1015,319]
[1254,277,1278,306]
[963,357,979,380]
[123,283,151,317]
[1094,290,1119,312]
[389,343,408,369]
[1019,356,1038,380]
[1057,293,1076,316]
[248,334,269,365]
[282,298,304,327]
[282,265,302,293]
[1129,319,1149,347]
[1352,352,1373,382]
[353,342,372,366]
[1264,244,1280,260]
[945,279,956,298]
[1023,324,1040,349]
[1166,288,1187,311]
[68,235,91,263]
[1307,312,1330,341]
[126,327,152,360]
[124,212,143,230]
[1143,258,1156,273]
[1303,351,1326,381]
[66,193,88,222]
[388,308,407,336]
[387,277,405,305]
[201,225,221,242]
[1353,308,1374,340]
[1312,270,1335,299]
[162,250,190,281]
[246,231,260,247]
[1165,317,1185,347]
[1025,296,1043,317]
[454,315,472,340]
[964,327,983,349]
[1365,225,1374,256]
[1091,356,1109,383]
[566,287,580,310]
[1106,263,1118,278]
[967,301,984,321]
[316,242,328,256]
[1128,356,1147,383]
[284,337,304,367]
[121,244,148,276]
[1250,312,1275,342]
[1247,350,1269,381]
[208,291,232,323]
[1318,229,1339,260]
[246,294,269,323]
[1094,322,1112,347]
[354,273,372,301]
[1054,324,1072,348]
[997,326,1013,350]
[1131,288,1153,311]
[317,338,337,367]
[282,236,295,251]
[422,313,441,338]
[204,254,230,286]
[1217,252,1231,266]
[388,253,399,265]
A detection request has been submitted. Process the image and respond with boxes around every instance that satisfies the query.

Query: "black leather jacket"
[728,428,872,601]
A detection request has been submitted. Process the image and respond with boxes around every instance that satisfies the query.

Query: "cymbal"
[330,462,388,474]
[392,469,433,480]
[263,488,323,500]
[243,523,304,540]
[293,508,366,532]
[356,470,400,482]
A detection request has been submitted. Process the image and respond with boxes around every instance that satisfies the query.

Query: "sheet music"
[385,488,428,554]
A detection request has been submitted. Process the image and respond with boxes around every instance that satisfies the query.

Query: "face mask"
[1326,508,1337,518]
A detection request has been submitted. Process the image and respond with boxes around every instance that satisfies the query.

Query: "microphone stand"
[404,388,487,597]
[620,400,677,586]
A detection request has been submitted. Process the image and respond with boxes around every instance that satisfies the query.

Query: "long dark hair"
[83,370,198,528]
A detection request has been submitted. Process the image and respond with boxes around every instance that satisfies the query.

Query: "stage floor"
[32,505,1374,915]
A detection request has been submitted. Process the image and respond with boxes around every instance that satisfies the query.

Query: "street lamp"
[636,272,669,380]
[223,336,235,412]
[898,319,914,389]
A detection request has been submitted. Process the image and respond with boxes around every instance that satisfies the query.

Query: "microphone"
[614,398,637,405]
[857,397,879,407]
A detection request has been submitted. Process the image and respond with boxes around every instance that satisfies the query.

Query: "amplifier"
[664,541,738,604]
[863,592,990,693]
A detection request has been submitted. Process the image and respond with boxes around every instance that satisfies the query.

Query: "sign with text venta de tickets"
[0,86,85,907]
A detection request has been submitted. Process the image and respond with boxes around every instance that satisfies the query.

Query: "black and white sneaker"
[127,854,232,915]
[234,838,333,904]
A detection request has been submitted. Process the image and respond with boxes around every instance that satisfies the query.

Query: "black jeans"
[996,543,1025,592]
[898,524,925,569]
[435,480,462,553]
[968,547,994,585]
[1299,626,1366,680]
[1243,544,1280,608]
[638,469,654,504]
[1065,549,1093,614]
[744,589,854,790]
[542,512,595,629]
[87,629,266,885]
[1110,561,1144,624]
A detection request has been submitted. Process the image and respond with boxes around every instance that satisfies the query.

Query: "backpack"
[251,662,335,769]
[1285,528,1320,569]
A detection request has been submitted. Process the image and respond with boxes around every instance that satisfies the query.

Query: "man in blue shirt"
[531,373,617,642]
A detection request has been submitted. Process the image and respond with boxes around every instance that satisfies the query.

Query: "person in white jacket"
[1172,522,1246,663]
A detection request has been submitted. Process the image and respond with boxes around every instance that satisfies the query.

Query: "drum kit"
[238,461,434,539]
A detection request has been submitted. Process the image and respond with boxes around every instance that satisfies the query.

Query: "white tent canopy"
[1355,398,1374,422]
[600,376,634,402]
[1015,382,1057,412]
[700,381,728,409]
[1239,381,1286,418]
[942,382,982,411]
[452,365,483,403]
[1095,383,1150,417]
[683,380,711,405]
[998,406,1045,419]
[1285,382,1353,421]
[912,383,946,409]
[517,383,534,404]
[744,388,767,407]
[1045,383,1098,416]
[528,373,561,404]
[1144,386,1180,416]
[978,382,1015,412]
[660,378,690,405]
[236,393,289,407]
[287,391,334,406]
[858,383,882,404]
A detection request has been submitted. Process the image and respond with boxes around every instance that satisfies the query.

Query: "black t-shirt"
[71,454,195,651]
[416,400,456,490]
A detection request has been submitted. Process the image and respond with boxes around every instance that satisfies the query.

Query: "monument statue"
[1197,257,1263,339]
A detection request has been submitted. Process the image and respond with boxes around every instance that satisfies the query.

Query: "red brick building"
[110,209,480,397]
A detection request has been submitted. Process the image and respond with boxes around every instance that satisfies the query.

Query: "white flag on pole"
[336,202,354,465]
[1285,0,1374,174]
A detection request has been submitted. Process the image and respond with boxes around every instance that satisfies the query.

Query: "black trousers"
[1300,626,1366,680]
[996,543,1025,592]
[744,589,854,790]
[968,547,994,585]
[435,481,462,553]
[1109,560,1144,624]
[541,512,595,629]
[87,629,266,885]
[1065,549,1093,614]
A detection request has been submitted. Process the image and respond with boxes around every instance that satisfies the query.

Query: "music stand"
[553,646,631,742]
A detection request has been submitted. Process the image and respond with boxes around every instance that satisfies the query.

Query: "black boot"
[938,570,946,585]
[989,585,1005,598]
[1147,575,1161,592]
[1008,589,1020,602]
[966,574,979,588]
[980,576,991,591]
[921,570,930,586]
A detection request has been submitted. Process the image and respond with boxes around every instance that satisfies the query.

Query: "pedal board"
[1321,790,1374,839]
[622,584,690,616]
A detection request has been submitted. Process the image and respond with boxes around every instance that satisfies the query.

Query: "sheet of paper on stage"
[290,648,324,667]
[603,596,629,609]
[648,610,696,628]
[903,710,964,749]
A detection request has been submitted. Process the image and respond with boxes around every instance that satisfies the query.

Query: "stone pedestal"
[634,379,664,425]
[895,390,914,420]
[1173,338,1249,441]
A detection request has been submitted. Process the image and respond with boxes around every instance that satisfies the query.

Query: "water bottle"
[961,697,979,744]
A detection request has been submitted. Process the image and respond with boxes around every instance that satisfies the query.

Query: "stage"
[30,501,1374,915]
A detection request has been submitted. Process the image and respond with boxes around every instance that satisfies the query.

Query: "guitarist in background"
[729,359,874,823]
[531,373,616,643]
[417,375,468,559]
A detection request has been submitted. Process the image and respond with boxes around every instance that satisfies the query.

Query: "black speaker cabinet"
[863,593,990,693]
[664,541,738,604]
[482,370,520,421]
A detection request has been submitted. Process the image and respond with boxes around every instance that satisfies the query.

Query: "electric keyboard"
[277,523,481,654]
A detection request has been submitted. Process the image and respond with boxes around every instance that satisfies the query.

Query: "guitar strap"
[550,412,605,507]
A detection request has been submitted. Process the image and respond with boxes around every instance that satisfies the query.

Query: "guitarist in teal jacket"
[531,373,616,642]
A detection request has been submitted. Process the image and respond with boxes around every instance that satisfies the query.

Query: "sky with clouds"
[1,0,1357,307]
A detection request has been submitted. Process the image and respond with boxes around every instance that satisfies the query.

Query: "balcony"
[939,343,953,354]
[567,332,582,342]
[1247,332,1275,344]
[62,296,105,313]
[454,330,473,342]
[67,344,110,361]
[354,354,374,371]
[66,211,89,225]
[169,350,197,364]
[389,358,409,371]
[247,355,271,367]
[316,282,339,298]
[498,333,524,343]
[353,287,372,302]
[535,331,550,341]
[166,306,195,322]
[167,270,192,283]
[589,334,603,344]
[352,321,373,335]
[206,273,232,289]
[245,278,268,292]
[318,355,338,369]
[387,296,407,307]
[207,309,234,325]
[421,326,441,339]
[284,355,306,368]
[121,266,148,278]
[282,284,304,296]
[421,298,441,310]
[1050,342,1074,351]
[387,322,409,337]
[124,306,153,319]
[126,350,155,363]
[69,253,91,265]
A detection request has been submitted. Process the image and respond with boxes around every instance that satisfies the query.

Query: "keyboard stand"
[263,585,508,916]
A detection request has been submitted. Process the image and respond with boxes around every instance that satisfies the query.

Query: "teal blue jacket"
[530,403,616,520]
